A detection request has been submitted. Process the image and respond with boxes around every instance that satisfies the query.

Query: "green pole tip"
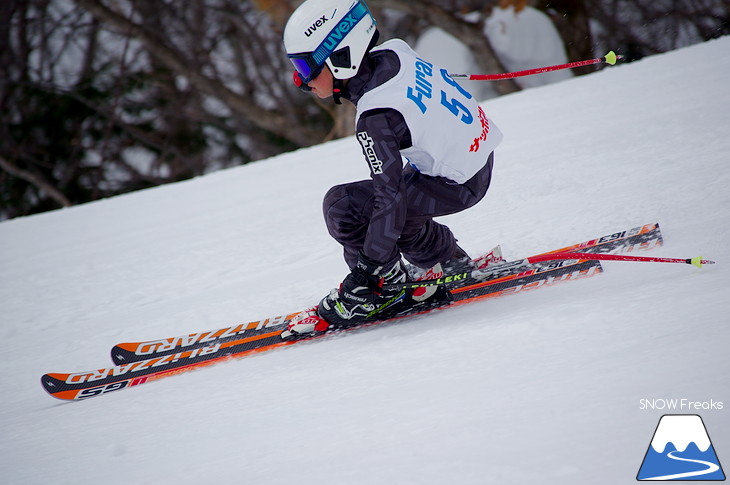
[690,256,703,268]
[604,51,617,65]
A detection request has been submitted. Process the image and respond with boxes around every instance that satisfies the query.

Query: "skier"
[282,0,503,337]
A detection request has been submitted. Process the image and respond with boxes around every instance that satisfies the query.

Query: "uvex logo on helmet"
[321,10,361,50]
[304,14,330,37]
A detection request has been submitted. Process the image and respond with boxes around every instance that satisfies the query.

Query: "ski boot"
[317,256,413,326]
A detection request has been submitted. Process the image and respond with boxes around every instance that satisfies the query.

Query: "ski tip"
[604,51,618,65]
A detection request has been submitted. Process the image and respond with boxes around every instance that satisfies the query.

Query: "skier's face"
[308,65,334,99]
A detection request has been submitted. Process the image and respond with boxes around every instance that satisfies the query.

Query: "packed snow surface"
[1,37,729,485]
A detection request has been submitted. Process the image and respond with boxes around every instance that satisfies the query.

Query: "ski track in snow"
[1,37,730,485]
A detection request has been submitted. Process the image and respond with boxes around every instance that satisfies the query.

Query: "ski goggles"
[288,54,324,86]
[287,1,373,85]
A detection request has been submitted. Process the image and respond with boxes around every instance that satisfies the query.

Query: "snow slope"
[2,37,729,485]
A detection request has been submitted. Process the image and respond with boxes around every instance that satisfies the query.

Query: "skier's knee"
[322,184,351,228]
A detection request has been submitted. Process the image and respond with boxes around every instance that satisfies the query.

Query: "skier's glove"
[338,252,386,304]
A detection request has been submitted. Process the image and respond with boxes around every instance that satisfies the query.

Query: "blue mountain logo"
[637,414,725,481]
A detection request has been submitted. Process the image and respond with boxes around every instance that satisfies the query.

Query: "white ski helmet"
[284,0,377,84]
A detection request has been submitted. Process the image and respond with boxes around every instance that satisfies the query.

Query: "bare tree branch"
[0,156,72,208]
[72,0,324,147]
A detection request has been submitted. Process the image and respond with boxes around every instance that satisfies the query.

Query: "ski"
[41,223,663,401]
[109,222,663,364]
[41,259,602,401]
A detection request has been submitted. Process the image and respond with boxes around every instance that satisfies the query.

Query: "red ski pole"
[526,252,715,268]
[449,51,621,81]
[385,251,714,290]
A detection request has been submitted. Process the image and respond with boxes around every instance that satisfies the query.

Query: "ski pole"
[385,252,714,290]
[384,250,713,291]
[526,252,715,268]
[448,51,620,81]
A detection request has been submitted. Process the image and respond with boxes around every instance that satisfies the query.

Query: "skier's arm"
[355,108,412,265]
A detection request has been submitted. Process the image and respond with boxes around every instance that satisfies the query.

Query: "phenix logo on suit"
[356,131,384,175]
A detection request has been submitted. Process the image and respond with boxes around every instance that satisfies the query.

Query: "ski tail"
[110,313,301,366]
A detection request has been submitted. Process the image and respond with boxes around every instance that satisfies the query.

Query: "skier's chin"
[313,89,332,99]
